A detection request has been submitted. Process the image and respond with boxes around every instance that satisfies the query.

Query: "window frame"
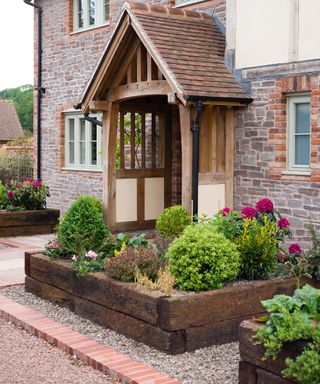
[286,94,311,174]
[73,0,110,32]
[64,112,103,172]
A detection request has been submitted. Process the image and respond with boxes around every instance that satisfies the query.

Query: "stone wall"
[235,60,320,246]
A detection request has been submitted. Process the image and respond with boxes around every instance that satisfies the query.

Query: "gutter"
[24,0,44,180]
[184,95,253,104]
[74,104,103,127]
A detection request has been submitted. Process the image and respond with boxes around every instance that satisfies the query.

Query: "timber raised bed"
[238,319,309,384]
[0,209,60,237]
[25,252,316,354]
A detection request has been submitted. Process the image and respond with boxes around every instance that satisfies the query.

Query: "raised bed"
[0,209,60,237]
[25,252,318,354]
[238,319,309,384]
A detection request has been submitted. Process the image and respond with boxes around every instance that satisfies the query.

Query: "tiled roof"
[0,100,24,141]
[128,2,248,101]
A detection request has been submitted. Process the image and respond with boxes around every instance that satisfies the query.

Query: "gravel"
[1,286,239,384]
[0,317,117,384]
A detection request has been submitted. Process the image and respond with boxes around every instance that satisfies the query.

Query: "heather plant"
[254,284,320,384]
[166,224,240,291]
[56,195,108,256]
[156,205,191,238]
[105,246,161,282]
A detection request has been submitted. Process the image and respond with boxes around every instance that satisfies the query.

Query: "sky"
[0,0,34,90]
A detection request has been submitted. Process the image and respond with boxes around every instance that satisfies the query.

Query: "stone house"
[29,0,320,242]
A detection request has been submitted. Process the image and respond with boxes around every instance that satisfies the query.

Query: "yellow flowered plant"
[114,241,126,256]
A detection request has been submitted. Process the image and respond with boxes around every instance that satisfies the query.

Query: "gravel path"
[0,318,117,384]
[1,286,239,384]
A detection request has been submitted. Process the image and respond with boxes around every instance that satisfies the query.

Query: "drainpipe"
[24,0,44,181]
[191,101,204,221]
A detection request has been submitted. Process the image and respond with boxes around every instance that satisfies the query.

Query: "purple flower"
[241,206,257,219]
[256,198,274,213]
[222,207,232,217]
[288,243,302,256]
[85,250,97,259]
[278,218,290,228]
[32,180,41,188]
[7,191,15,199]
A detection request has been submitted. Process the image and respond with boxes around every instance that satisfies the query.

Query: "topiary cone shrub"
[166,224,240,291]
[56,195,109,256]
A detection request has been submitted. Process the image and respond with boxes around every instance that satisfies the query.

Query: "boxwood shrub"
[156,205,191,238]
[166,224,240,291]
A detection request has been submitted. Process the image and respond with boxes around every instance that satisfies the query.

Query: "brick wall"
[235,63,320,246]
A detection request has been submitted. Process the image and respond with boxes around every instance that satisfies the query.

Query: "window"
[287,95,311,173]
[73,0,110,31]
[65,113,102,170]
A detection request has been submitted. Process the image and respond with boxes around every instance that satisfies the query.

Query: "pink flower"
[256,198,274,213]
[279,252,286,262]
[47,241,59,249]
[71,255,77,262]
[222,207,232,217]
[278,218,290,228]
[23,178,32,184]
[241,206,257,219]
[32,180,41,188]
[288,243,302,256]
[7,191,15,199]
[85,250,97,259]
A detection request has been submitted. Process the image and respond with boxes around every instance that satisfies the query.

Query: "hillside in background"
[0,85,33,134]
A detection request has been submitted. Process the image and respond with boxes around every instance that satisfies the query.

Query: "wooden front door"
[115,105,172,231]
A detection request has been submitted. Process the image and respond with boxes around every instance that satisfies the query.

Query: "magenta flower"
[278,218,290,228]
[222,207,232,217]
[288,243,302,256]
[241,206,257,219]
[32,180,41,188]
[7,191,15,199]
[256,198,274,213]
[47,241,59,249]
[85,250,97,259]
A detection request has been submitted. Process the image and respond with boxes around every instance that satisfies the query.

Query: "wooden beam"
[179,105,193,215]
[130,112,135,169]
[137,178,145,221]
[127,64,132,84]
[199,172,225,185]
[147,52,152,82]
[89,100,109,112]
[108,80,172,102]
[187,100,249,108]
[120,112,125,169]
[225,108,234,209]
[151,113,156,168]
[136,46,142,83]
[141,113,146,168]
[102,102,119,232]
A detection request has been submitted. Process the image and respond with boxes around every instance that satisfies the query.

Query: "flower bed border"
[0,209,59,237]
[238,319,314,384]
[25,252,317,354]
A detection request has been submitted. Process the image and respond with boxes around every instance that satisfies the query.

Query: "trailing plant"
[1,179,49,211]
[56,195,108,256]
[166,224,240,291]
[71,250,105,278]
[105,246,161,282]
[254,284,320,384]
[135,266,175,296]
[156,205,191,238]
[305,223,320,280]
[236,216,280,280]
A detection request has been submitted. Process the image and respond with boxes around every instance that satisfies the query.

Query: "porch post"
[179,105,193,215]
[225,108,234,209]
[102,102,119,231]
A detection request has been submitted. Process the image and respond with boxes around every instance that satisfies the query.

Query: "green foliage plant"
[114,233,150,255]
[166,224,240,291]
[236,216,279,280]
[156,205,191,238]
[305,223,320,281]
[56,195,108,256]
[255,284,320,384]
[105,246,161,282]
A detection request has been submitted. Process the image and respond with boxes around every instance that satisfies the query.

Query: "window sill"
[282,169,311,176]
[71,22,110,35]
[62,167,103,173]
[174,0,206,7]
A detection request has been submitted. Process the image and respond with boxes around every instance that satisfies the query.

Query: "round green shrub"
[166,224,240,291]
[105,246,161,282]
[156,205,191,238]
[57,195,108,255]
